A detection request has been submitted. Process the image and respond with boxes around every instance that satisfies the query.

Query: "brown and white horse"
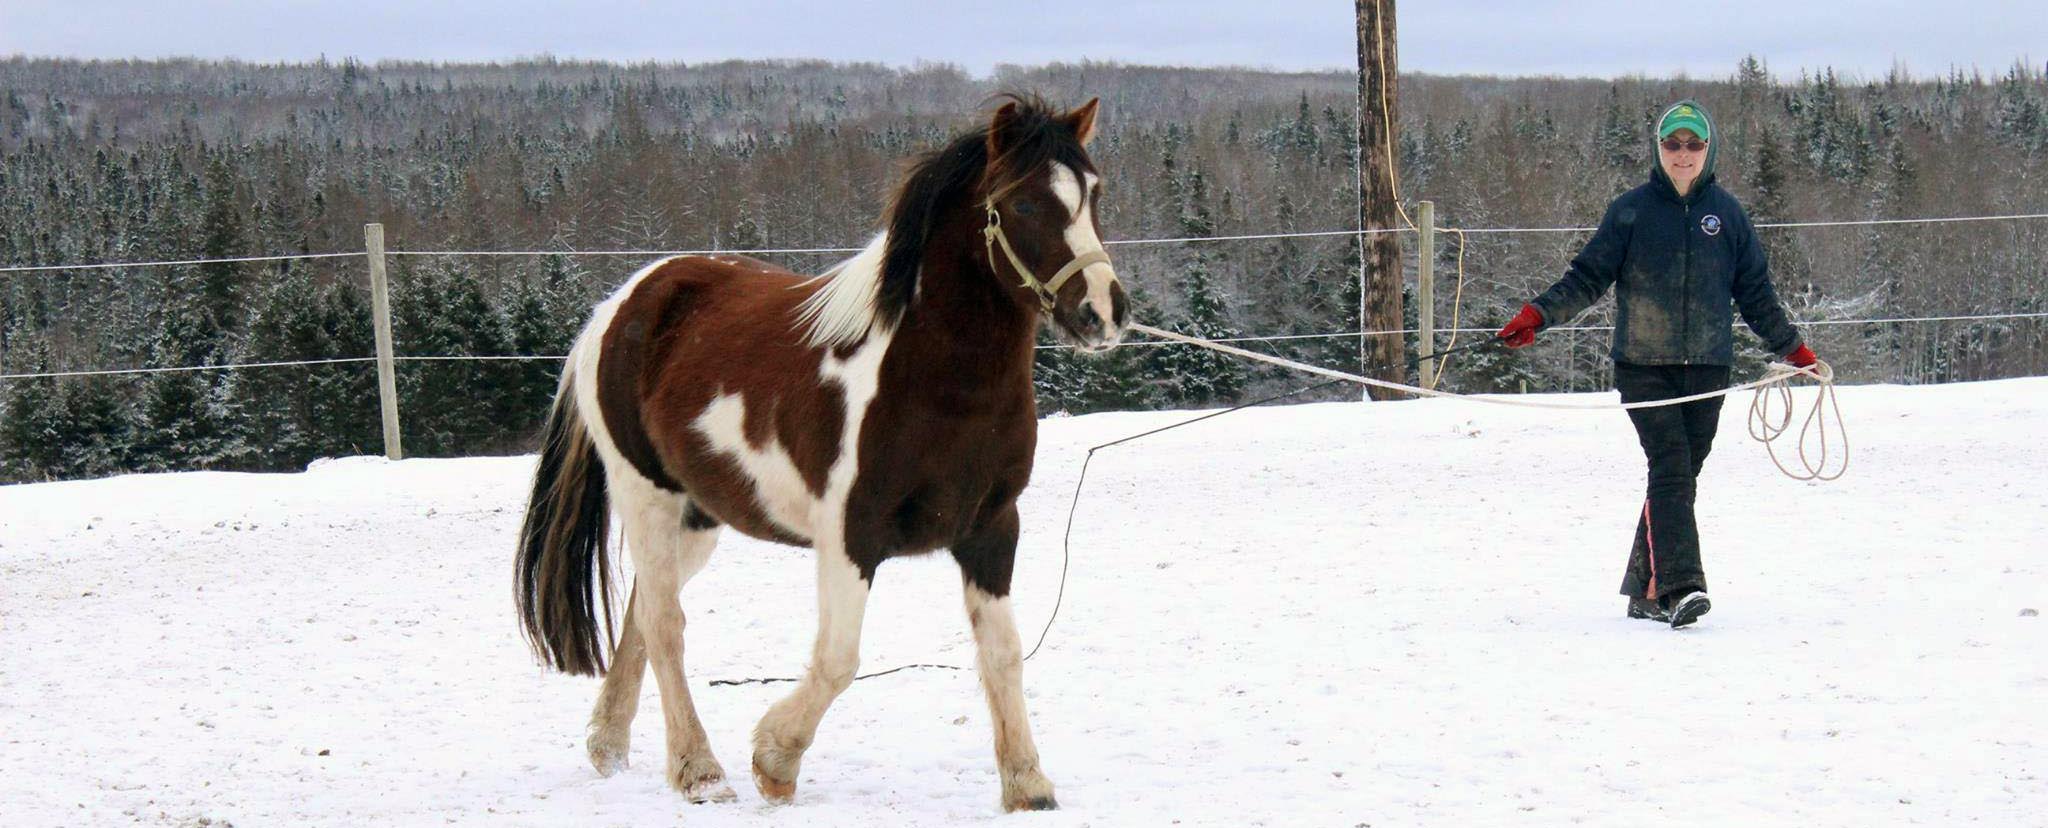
[515,95,1126,812]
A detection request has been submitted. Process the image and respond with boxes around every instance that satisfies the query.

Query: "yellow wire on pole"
[1364,0,1475,392]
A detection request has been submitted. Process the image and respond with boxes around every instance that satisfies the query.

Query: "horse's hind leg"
[751,531,870,802]
[609,473,734,802]
[586,585,647,775]
[953,506,1056,811]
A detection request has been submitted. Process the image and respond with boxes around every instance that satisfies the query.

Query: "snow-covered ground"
[2,378,2043,827]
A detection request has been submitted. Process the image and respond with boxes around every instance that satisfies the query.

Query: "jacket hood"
[1650,99,1718,199]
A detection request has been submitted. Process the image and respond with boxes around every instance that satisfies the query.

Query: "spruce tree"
[503,273,575,447]
[309,280,381,459]
[234,266,327,468]
[393,261,510,455]
[60,375,135,477]
[1147,158,1247,406]
[0,332,64,480]
[196,152,250,338]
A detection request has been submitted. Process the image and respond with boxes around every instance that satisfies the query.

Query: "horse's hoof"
[586,733,630,777]
[752,759,797,803]
[590,752,629,777]
[1000,769,1057,812]
[683,779,738,804]
[668,753,733,803]
[1005,794,1059,812]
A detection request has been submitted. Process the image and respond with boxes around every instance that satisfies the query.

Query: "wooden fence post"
[365,223,404,460]
[1417,200,1436,388]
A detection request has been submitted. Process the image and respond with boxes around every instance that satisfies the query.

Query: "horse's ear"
[1065,98,1101,147]
[986,100,1020,159]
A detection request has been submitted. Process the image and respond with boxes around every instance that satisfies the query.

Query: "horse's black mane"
[877,93,1092,325]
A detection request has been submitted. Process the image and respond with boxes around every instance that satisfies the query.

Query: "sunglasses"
[1660,138,1709,153]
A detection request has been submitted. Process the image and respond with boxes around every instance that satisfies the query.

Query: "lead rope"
[708,334,1844,687]
[707,378,1346,688]
[1130,323,1847,483]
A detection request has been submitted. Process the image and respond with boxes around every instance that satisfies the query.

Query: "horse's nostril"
[1075,309,1102,335]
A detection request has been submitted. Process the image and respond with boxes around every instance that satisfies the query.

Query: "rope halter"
[983,200,1113,312]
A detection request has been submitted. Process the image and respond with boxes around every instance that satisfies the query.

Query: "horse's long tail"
[515,370,615,676]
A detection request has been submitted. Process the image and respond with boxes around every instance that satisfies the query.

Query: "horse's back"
[617,255,809,323]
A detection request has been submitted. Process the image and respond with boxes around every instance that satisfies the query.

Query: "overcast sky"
[2,1,2041,81]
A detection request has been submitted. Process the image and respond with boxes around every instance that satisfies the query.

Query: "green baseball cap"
[1658,102,1711,141]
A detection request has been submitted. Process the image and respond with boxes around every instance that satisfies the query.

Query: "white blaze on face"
[1049,164,1120,339]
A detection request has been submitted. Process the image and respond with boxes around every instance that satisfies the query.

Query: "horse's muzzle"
[1055,267,1126,353]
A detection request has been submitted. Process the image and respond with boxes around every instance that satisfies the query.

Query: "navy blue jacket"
[1531,138,1803,366]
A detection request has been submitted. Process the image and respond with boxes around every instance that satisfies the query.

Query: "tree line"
[2,56,2043,482]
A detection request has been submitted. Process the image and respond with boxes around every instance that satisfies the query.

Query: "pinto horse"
[515,95,1126,812]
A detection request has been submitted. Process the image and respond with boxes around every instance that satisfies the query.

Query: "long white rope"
[1129,322,1845,479]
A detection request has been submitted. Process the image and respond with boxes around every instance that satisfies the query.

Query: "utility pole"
[1355,0,1406,399]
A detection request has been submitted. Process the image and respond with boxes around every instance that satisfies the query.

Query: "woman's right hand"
[1498,304,1544,348]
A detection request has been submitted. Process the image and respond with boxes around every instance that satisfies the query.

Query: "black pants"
[1614,362,1731,602]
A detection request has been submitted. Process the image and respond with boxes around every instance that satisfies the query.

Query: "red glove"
[1497,304,1544,348]
[1786,343,1818,368]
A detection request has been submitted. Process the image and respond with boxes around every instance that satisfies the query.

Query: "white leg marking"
[752,542,870,801]
[614,470,734,802]
[748,319,893,801]
[587,585,647,776]
[569,258,728,790]
[965,586,1057,811]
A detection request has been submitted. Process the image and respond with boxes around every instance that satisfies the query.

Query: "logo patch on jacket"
[1700,214,1723,236]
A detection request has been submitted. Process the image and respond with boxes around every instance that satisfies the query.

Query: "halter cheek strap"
[983,201,1113,312]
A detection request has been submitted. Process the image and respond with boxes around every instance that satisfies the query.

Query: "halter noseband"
[982,200,1113,312]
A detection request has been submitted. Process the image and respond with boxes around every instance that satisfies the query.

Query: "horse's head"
[978,96,1128,353]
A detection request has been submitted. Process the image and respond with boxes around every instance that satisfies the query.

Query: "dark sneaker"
[1665,591,1711,629]
[1627,596,1669,621]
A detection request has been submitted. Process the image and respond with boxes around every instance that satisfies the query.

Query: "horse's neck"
[895,241,1040,378]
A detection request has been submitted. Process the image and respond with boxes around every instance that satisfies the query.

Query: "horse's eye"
[1011,200,1036,217]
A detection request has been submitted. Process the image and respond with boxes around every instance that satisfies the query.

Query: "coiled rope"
[1747,359,1847,481]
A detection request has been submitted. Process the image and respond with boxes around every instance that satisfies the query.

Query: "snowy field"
[2,378,2043,827]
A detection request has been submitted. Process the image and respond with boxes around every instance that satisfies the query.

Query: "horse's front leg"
[952,505,1057,812]
[751,522,871,802]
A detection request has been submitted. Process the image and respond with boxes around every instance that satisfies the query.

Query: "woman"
[1496,99,1819,629]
